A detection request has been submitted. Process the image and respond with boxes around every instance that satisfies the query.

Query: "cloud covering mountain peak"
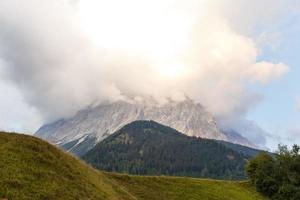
[1,0,298,149]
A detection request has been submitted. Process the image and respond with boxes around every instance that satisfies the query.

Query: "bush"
[246,145,300,199]
[255,177,278,197]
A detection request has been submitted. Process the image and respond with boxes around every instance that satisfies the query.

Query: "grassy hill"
[0,132,130,200]
[0,131,268,200]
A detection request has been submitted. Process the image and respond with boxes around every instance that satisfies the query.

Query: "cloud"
[267,129,300,150]
[0,61,42,132]
[216,0,298,35]
[256,32,283,52]
[247,62,288,84]
[218,116,268,148]
[286,129,300,144]
[0,0,293,137]
[297,99,300,111]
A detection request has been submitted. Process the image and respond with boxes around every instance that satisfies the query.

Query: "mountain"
[0,131,268,200]
[35,99,254,156]
[222,129,255,148]
[83,120,262,180]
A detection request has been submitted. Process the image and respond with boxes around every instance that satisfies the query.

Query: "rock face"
[35,99,253,156]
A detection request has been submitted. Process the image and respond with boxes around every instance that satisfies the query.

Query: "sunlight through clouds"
[0,0,297,144]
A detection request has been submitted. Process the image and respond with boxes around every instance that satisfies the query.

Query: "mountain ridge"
[83,120,262,179]
[35,99,254,156]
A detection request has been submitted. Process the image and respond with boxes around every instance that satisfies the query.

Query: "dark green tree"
[246,144,300,200]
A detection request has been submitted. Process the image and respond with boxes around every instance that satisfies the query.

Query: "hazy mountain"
[222,129,255,148]
[35,99,254,156]
[83,120,261,179]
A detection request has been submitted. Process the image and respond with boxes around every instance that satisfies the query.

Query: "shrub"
[246,145,300,199]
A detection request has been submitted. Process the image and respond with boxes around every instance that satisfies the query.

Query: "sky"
[0,0,299,150]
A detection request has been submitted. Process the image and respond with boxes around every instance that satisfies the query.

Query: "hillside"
[0,132,129,200]
[83,120,261,180]
[0,131,268,200]
[35,99,253,156]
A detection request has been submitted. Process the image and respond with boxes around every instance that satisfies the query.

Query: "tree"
[246,152,277,196]
[246,145,300,200]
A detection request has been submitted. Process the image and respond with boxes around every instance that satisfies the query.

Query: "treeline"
[246,145,300,200]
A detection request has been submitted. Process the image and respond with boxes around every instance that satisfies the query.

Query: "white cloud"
[0,0,293,131]
[247,62,288,84]
[0,63,42,133]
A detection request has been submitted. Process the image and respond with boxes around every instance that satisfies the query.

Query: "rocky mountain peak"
[35,98,253,156]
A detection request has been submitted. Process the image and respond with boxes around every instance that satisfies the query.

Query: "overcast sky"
[0,0,299,150]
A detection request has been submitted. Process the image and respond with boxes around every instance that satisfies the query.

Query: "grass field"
[106,173,268,200]
[0,132,269,200]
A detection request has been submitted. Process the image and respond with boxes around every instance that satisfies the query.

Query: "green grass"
[0,132,269,200]
[106,174,269,200]
[0,132,129,200]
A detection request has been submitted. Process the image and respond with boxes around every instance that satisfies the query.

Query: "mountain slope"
[60,134,97,157]
[0,131,267,200]
[83,120,261,180]
[35,99,253,156]
[0,132,130,200]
